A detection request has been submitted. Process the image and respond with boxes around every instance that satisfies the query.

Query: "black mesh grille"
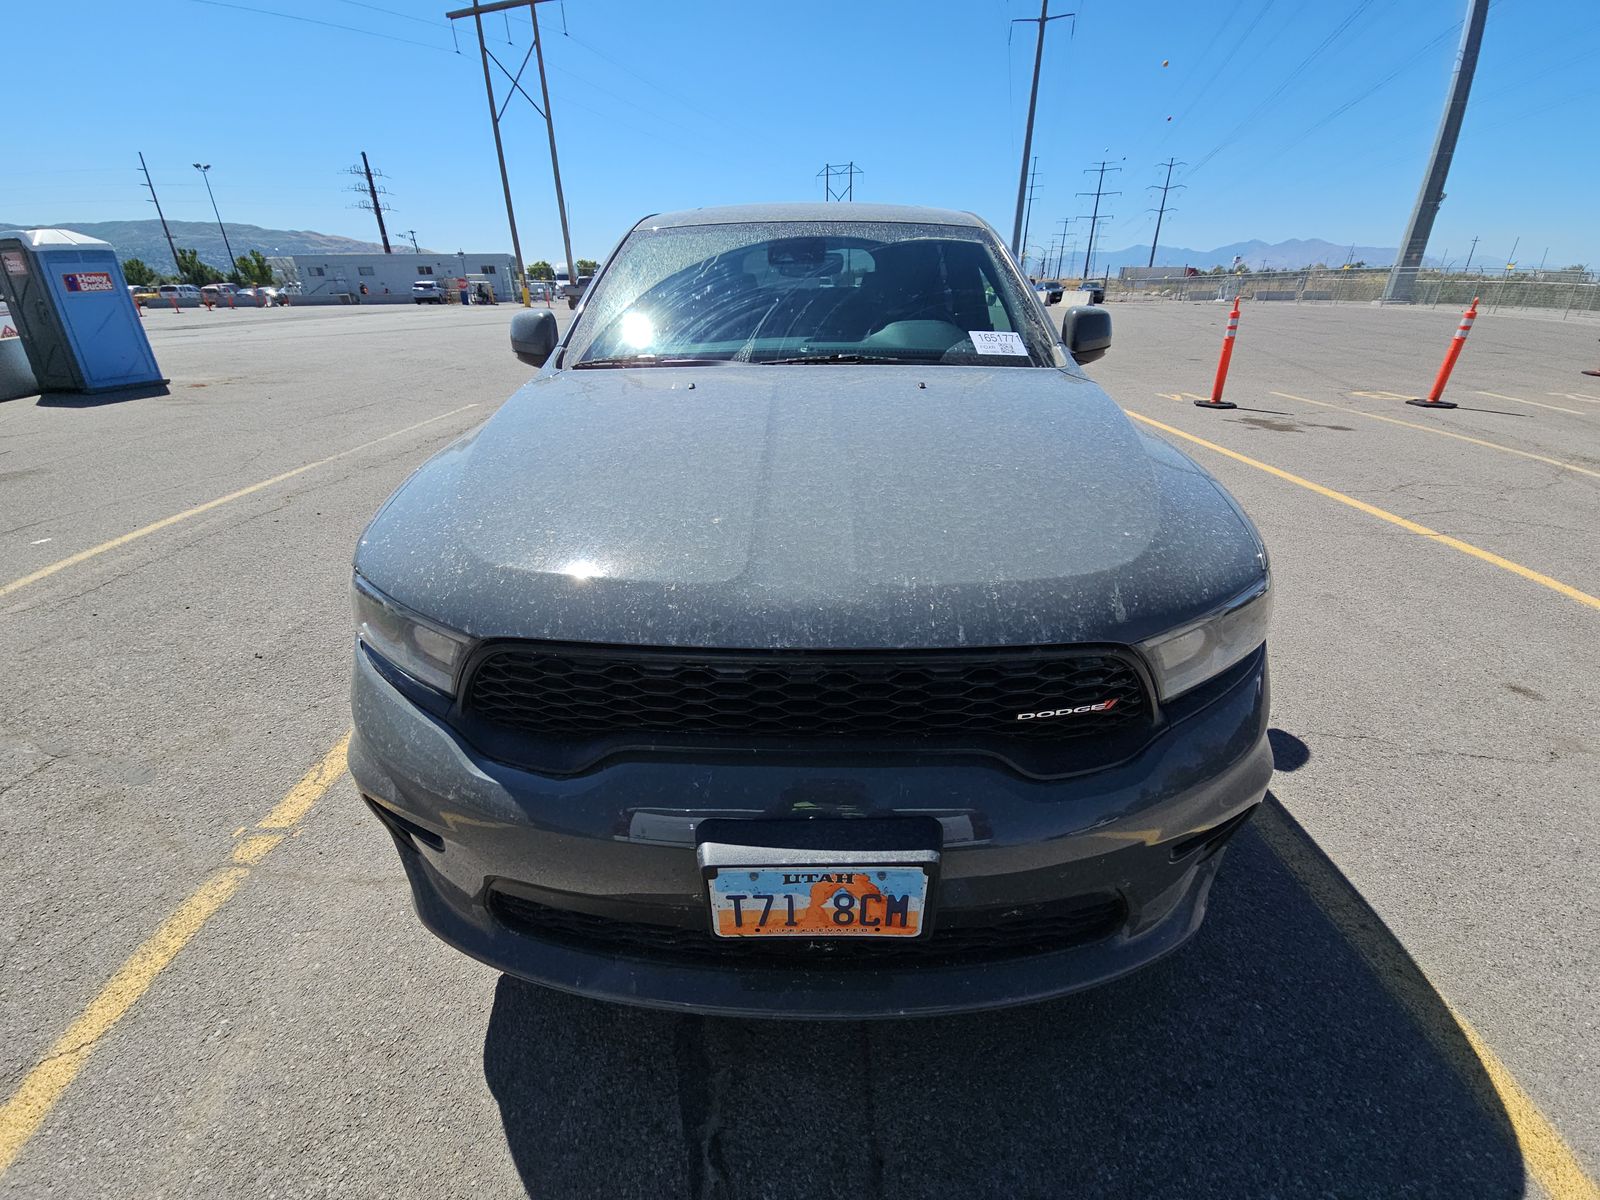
[489,890,1126,967]
[463,644,1148,742]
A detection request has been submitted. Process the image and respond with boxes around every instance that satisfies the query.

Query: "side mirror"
[510,309,559,367]
[1062,305,1112,364]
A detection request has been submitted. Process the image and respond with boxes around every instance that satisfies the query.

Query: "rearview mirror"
[1062,305,1112,364]
[509,309,559,367]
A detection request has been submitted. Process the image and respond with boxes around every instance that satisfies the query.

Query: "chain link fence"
[1095,267,1600,319]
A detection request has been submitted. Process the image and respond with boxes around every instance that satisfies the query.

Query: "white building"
[267,252,519,304]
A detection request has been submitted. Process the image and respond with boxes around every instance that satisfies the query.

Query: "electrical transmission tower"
[1048,217,1073,278]
[817,162,863,201]
[1382,0,1489,301]
[137,152,181,275]
[1019,158,1043,274]
[345,151,395,253]
[1076,159,1122,279]
[1147,159,1185,268]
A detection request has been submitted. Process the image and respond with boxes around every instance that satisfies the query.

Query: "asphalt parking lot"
[1,298,1596,1199]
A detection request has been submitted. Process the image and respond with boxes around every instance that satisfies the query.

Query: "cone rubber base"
[1194,399,1237,409]
[1406,397,1458,408]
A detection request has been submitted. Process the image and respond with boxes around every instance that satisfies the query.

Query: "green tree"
[575,258,599,276]
[122,257,159,286]
[234,250,274,286]
[527,260,555,280]
[174,248,225,286]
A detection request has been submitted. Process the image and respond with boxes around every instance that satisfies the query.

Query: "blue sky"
[4,0,1596,269]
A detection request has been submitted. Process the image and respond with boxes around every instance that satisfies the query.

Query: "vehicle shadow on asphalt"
[481,800,1523,1200]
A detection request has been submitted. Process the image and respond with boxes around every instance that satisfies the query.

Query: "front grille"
[489,890,1126,967]
[463,644,1149,743]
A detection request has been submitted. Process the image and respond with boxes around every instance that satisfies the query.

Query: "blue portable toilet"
[0,229,165,394]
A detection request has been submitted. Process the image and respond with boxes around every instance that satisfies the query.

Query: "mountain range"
[0,218,386,271]
[3,217,1413,275]
[1083,238,1415,273]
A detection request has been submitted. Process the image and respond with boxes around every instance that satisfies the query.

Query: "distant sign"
[2,251,26,277]
[63,271,116,293]
[0,301,15,339]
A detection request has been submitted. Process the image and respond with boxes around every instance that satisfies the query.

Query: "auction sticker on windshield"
[968,330,1028,356]
[707,865,929,938]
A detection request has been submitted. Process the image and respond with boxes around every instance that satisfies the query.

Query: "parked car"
[560,275,591,309]
[412,279,446,304]
[1078,278,1107,305]
[350,202,1272,1019]
[156,283,202,304]
[1037,279,1065,305]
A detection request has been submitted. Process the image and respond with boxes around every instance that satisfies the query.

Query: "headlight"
[1137,577,1271,701]
[353,574,471,695]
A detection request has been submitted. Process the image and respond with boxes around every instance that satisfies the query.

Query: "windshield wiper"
[757,353,911,365]
[574,355,732,369]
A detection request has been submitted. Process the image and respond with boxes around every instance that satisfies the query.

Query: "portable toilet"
[0,229,165,394]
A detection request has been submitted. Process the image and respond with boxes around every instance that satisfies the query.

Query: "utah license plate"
[706,865,929,939]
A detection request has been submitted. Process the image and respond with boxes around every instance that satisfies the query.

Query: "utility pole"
[528,0,575,298]
[192,163,236,272]
[1020,158,1041,273]
[1077,159,1122,279]
[1147,158,1185,268]
[137,152,181,275]
[817,162,863,201]
[445,0,578,306]
[1053,217,1073,278]
[345,151,395,253]
[1381,0,1490,302]
[1009,3,1074,257]
[404,229,420,253]
[1463,234,1479,272]
[1504,236,1519,271]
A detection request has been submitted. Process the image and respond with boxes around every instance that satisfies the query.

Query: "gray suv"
[350,203,1272,1018]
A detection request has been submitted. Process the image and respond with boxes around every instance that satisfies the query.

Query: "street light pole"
[192,164,236,271]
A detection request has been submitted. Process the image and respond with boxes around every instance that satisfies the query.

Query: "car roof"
[635,202,988,232]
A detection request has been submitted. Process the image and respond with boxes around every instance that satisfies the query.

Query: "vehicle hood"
[356,365,1265,649]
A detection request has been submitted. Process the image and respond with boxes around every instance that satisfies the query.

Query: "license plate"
[706,865,930,939]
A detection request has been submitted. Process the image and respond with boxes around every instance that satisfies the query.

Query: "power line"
[1146,159,1185,268]
[1187,0,1381,177]
[180,0,454,53]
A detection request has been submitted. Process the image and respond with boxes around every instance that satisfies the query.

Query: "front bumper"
[350,646,1272,1019]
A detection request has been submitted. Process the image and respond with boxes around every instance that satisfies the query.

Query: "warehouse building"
[267,252,519,303]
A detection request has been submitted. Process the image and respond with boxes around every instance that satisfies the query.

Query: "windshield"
[567,220,1061,368]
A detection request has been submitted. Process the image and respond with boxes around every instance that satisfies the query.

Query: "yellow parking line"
[1351,390,1413,400]
[1268,391,1600,480]
[1476,391,1584,416]
[1124,410,1600,613]
[1256,801,1600,1200]
[0,735,351,1176]
[0,406,481,600]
